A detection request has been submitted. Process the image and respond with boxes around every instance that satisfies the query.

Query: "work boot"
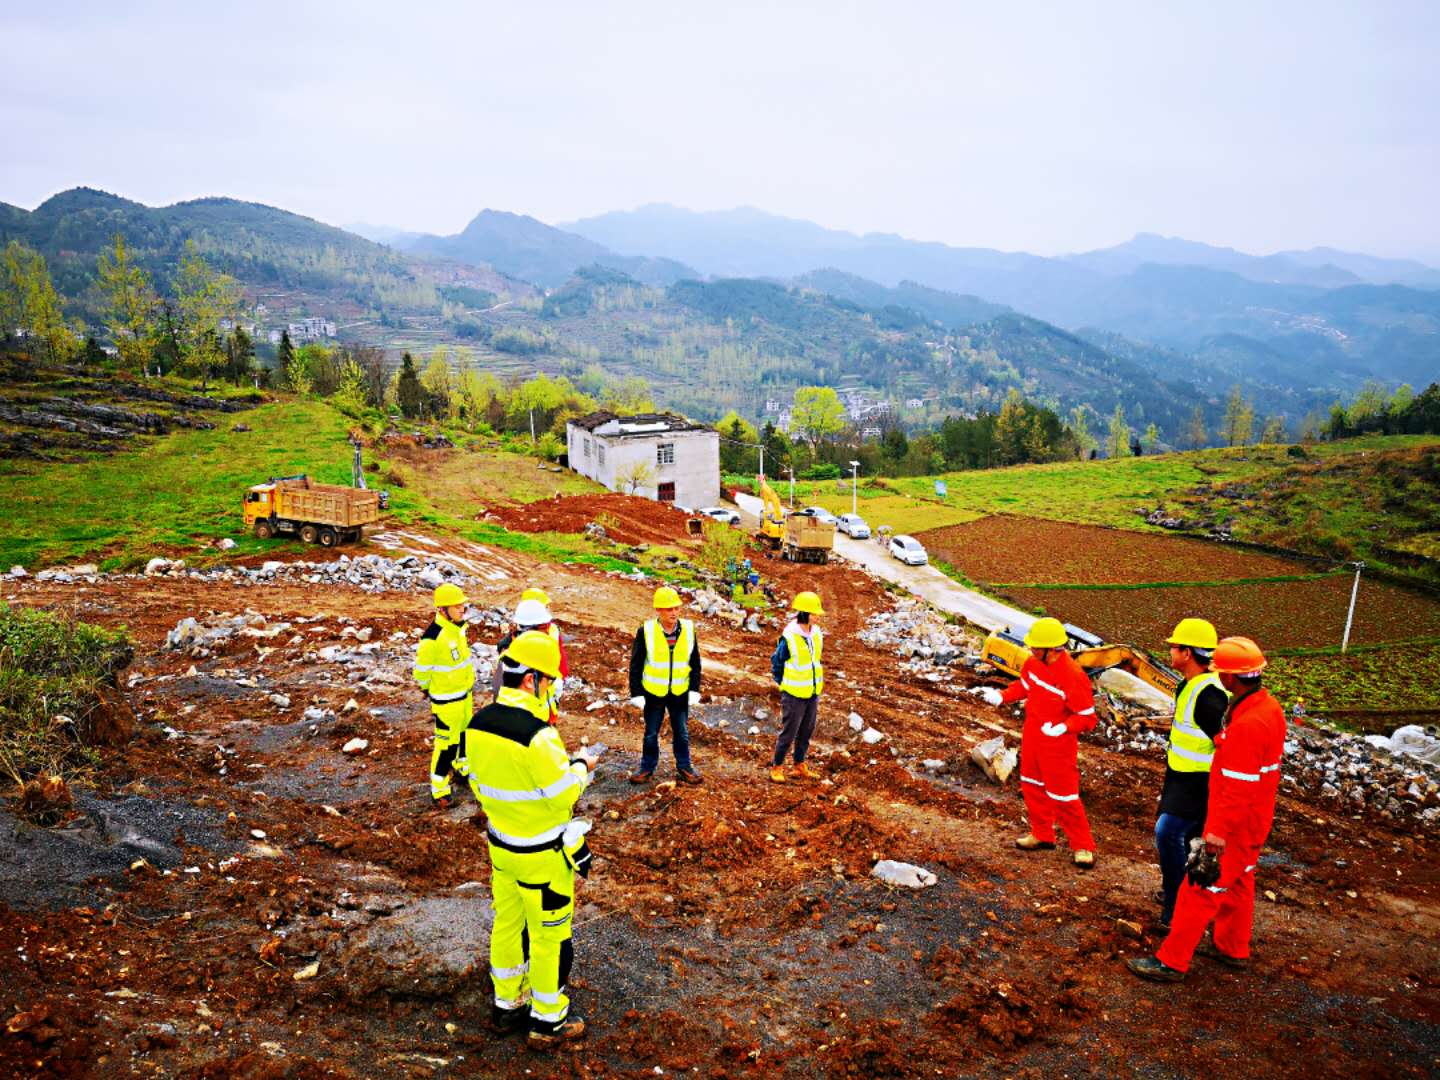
[1014,834,1056,851]
[491,1003,529,1035]
[1126,956,1185,982]
[769,766,786,783]
[1196,936,1250,969]
[431,795,453,812]
[1156,906,1174,933]
[677,768,703,786]
[528,1015,585,1050]
[627,770,652,785]
[1073,849,1096,869]
[790,762,815,780]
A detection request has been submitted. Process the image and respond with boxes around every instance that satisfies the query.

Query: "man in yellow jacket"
[412,583,475,809]
[769,591,826,782]
[466,631,599,1049]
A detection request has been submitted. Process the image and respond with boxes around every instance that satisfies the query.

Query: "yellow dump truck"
[243,474,381,547]
[782,510,835,564]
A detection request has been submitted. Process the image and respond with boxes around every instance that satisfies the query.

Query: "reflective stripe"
[1220,768,1260,782]
[488,821,566,847]
[495,995,526,1010]
[531,1005,568,1022]
[542,913,572,927]
[1168,744,1215,765]
[1168,673,1225,774]
[415,661,473,674]
[1206,885,1228,894]
[491,961,530,980]
[474,772,581,803]
[1028,673,1064,698]
[530,988,564,1005]
[429,689,471,704]
[780,629,824,699]
[430,773,447,785]
[1259,762,1281,774]
[641,619,694,697]
[1075,707,1095,716]
[1020,775,1045,787]
[1243,864,1257,874]
[1046,791,1081,802]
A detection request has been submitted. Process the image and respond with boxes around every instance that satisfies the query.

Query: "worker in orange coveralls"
[984,617,1099,868]
[1128,636,1287,981]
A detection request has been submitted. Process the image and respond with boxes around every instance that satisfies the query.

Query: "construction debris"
[971,736,1018,785]
[872,860,938,888]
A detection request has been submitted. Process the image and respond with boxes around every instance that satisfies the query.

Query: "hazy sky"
[4,1,1438,259]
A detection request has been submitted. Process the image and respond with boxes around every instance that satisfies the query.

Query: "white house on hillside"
[567,411,719,509]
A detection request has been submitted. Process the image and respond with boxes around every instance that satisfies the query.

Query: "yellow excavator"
[982,622,1179,697]
[755,475,787,550]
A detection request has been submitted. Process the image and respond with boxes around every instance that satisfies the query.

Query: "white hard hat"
[514,598,552,627]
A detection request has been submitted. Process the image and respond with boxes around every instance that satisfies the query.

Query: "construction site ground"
[2,496,1438,1079]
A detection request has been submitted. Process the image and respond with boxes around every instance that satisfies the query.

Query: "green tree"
[602,375,654,414]
[224,325,256,385]
[94,234,156,373]
[1,241,77,363]
[1260,415,1288,443]
[1222,385,1254,447]
[716,410,759,474]
[397,352,423,419]
[1141,422,1160,454]
[275,328,296,383]
[791,386,845,449]
[1067,406,1096,460]
[1106,404,1132,459]
[1184,404,1207,449]
[332,357,369,414]
[173,242,241,386]
[285,341,313,397]
[420,349,454,419]
[760,420,792,473]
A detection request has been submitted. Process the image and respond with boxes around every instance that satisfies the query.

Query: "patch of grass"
[1265,641,1440,716]
[0,602,131,790]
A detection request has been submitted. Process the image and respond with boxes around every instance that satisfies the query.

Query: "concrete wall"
[567,424,719,508]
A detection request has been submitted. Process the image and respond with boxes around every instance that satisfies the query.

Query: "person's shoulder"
[470,702,546,746]
[420,621,441,641]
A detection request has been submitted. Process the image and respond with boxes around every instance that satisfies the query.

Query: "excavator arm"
[756,475,786,544]
[1074,645,1180,697]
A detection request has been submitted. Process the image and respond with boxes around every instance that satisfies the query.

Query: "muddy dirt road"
[1,522,1437,1078]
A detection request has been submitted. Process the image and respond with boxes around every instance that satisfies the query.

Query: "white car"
[697,506,741,526]
[837,513,871,539]
[889,534,928,565]
[801,506,839,525]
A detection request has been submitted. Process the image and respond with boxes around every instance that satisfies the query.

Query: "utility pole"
[786,466,795,508]
[528,407,536,444]
[759,445,765,483]
[1341,561,1364,653]
[849,460,860,516]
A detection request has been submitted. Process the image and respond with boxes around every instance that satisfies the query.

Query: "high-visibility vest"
[640,618,694,697]
[1167,672,1227,773]
[780,628,824,699]
[413,614,474,708]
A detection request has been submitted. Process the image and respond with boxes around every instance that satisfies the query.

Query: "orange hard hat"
[1211,636,1267,676]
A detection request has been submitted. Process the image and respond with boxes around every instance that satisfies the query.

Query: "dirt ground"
[2,514,1438,1078]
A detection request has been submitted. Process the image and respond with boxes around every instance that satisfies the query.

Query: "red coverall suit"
[1001,651,1098,852]
[1157,687,1287,972]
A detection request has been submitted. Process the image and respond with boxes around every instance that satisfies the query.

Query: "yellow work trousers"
[488,844,575,1032]
[428,697,472,799]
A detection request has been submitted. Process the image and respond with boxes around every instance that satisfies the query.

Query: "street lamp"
[848,460,860,516]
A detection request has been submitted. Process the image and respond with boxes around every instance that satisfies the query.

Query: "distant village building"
[266,317,336,346]
[764,399,782,413]
[905,398,925,409]
[566,411,719,509]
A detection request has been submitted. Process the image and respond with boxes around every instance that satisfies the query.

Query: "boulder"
[871,860,937,888]
[970,736,1017,784]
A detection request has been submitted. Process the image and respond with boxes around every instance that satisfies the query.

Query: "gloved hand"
[688,691,701,706]
[1185,836,1222,889]
[972,686,1004,706]
[629,696,645,709]
[1040,721,1068,737]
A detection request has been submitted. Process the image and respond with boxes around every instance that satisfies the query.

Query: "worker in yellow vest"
[627,586,703,785]
[465,631,599,1049]
[412,583,475,809]
[1154,618,1230,930]
[493,596,568,723]
[769,592,825,782]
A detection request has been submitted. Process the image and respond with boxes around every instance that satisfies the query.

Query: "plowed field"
[485,492,697,547]
[1003,574,1440,651]
[916,516,1318,585]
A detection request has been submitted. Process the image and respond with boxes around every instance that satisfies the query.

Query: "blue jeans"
[1156,812,1203,918]
[640,694,693,774]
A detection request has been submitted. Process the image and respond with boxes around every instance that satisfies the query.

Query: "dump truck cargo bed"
[271,478,381,527]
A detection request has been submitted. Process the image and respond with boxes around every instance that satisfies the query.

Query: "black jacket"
[628,620,702,698]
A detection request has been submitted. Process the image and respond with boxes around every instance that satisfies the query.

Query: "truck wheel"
[300,524,319,544]
[318,526,339,548]
[254,520,274,540]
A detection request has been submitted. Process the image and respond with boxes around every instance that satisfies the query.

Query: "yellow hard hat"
[791,591,825,616]
[433,583,468,608]
[503,629,563,680]
[521,587,551,606]
[653,586,683,609]
[1167,617,1218,651]
[1023,617,1068,649]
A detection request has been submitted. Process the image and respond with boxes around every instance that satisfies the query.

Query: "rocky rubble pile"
[689,588,764,632]
[141,552,472,595]
[1285,725,1440,825]
[857,599,971,668]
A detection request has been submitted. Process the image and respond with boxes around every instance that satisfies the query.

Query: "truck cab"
[243,484,275,528]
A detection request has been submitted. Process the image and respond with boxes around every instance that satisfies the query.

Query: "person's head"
[791,591,824,627]
[521,586,552,607]
[433,583,469,624]
[500,629,562,700]
[652,586,683,631]
[1211,636,1266,695]
[1166,618,1218,678]
[1023,617,1067,661]
[513,598,552,634]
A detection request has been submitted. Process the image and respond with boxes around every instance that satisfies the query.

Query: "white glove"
[551,676,565,701]
[977,687,1004,707]
[688,691,701,706]
[1041,721,1068,737]
[630,696,645,708]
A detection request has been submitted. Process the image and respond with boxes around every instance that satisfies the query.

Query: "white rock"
[970,736,1017,784]
[871,860,937,888]
[8,565,26,578]
[342,737,369,754]
[747,725,761,735]
[342,698,359,713]
[71,563,98,576]
[144,557,170,575]
[753,707,769,721]
[848,713,864,731]
[922,759,947,772]
[585,701,605,712]
[250,829,267,839]
[268,693,291,708]
[861,727,884,745]
[217,538,237,551]
[354,627,373,642]
[261,561,284,574]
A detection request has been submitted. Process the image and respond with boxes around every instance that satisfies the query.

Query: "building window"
[597,444,605,466]
[657,442,675,465]
[657,481,676,502]
[583,437,591,458]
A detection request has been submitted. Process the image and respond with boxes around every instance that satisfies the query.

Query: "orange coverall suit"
[1157,687,1287,972]
[1000,651,1098,852]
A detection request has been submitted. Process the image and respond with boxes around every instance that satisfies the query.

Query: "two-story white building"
[566,411,719,509]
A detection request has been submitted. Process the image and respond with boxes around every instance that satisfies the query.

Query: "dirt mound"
[486,493,696,547]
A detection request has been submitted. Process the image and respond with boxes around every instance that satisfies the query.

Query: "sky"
[4,0,1438,260]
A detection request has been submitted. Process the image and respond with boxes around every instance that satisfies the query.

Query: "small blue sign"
[935,480,947,497]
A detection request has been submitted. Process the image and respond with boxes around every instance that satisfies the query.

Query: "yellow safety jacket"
[640,618,695,697]
[780,627,824,700]
[414,613,474,720]
[1168,672,1227,773]
[466,686,591,851]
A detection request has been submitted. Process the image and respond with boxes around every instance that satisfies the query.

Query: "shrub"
[800,463,842,480]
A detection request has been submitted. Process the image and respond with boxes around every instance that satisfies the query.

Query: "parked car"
[889,534,928,565]
[836,513,871,539]
[801,505,840,525]
[697,506,741,526]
